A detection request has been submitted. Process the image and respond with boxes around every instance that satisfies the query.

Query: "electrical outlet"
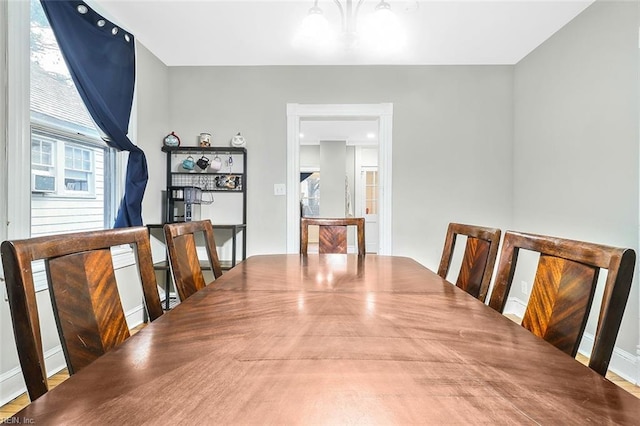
[520,280,528,294]
[273,184,286,196]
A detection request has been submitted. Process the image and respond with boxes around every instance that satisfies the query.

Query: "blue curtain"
[40,0,147,227]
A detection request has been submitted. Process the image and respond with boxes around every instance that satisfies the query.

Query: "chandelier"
[293,0,406,55]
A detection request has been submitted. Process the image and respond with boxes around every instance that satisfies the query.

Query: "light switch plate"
[274,184,286,196]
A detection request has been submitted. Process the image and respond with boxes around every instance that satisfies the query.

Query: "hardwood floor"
[2,321,639,417]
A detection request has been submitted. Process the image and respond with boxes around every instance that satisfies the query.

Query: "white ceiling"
[90,0,594,67]
[87,0,594,144]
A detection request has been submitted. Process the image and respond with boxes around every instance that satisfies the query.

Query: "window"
[365,169,378,215]
[30,0,116,236]
[301,172,321,217]
[64,144,92,192]
[31,139,53,168]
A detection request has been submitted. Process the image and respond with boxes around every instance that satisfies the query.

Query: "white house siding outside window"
[30,0,115,237]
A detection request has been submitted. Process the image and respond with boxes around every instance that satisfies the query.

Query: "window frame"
[5,0,31,243]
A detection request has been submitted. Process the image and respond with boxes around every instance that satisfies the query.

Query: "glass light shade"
[293,10,336,52]
[359,5,407,55]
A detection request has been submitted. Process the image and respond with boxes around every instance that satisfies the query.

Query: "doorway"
[286,103,393,254]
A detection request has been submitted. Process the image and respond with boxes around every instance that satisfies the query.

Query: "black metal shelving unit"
[147,146,247,312]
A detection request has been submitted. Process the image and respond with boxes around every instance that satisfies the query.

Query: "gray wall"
[137,43,171,227]
[165,65,514,266]
[513,0,639,355]
[319,140,347,217]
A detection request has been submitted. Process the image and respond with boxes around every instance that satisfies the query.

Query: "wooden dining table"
[12,254,640,424]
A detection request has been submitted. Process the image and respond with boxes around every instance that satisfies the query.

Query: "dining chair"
[487,231,636,376]
[163,219,223,302]
[1,226,164,401]
[300,217,366,256]
[437,223,501,303]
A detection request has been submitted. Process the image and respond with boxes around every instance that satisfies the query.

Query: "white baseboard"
[578,330,638,385]
[503,296,527,319]
[0,345,66,406]
[0,303,146,406]
[504,296,638,384]
[124,303,146,330]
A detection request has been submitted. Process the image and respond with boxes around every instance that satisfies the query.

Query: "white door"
[358,166,379,254]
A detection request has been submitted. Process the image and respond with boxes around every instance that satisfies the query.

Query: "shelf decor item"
[196,155,210,170]
[181,156,195,170]
[231,132,246,147]
[163,131,181,147]
[210,155,223,171]
[199,132,211,147]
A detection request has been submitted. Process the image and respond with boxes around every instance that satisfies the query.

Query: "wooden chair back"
[437,223,501,302]
[487,231,635,376]
[1,226,163,401]
[300,217,366,256]
[164,220,223,301]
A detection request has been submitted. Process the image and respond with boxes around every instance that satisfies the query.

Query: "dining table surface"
[12,254,640,424]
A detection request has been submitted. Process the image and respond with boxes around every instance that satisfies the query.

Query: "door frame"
[286,103,393,254]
